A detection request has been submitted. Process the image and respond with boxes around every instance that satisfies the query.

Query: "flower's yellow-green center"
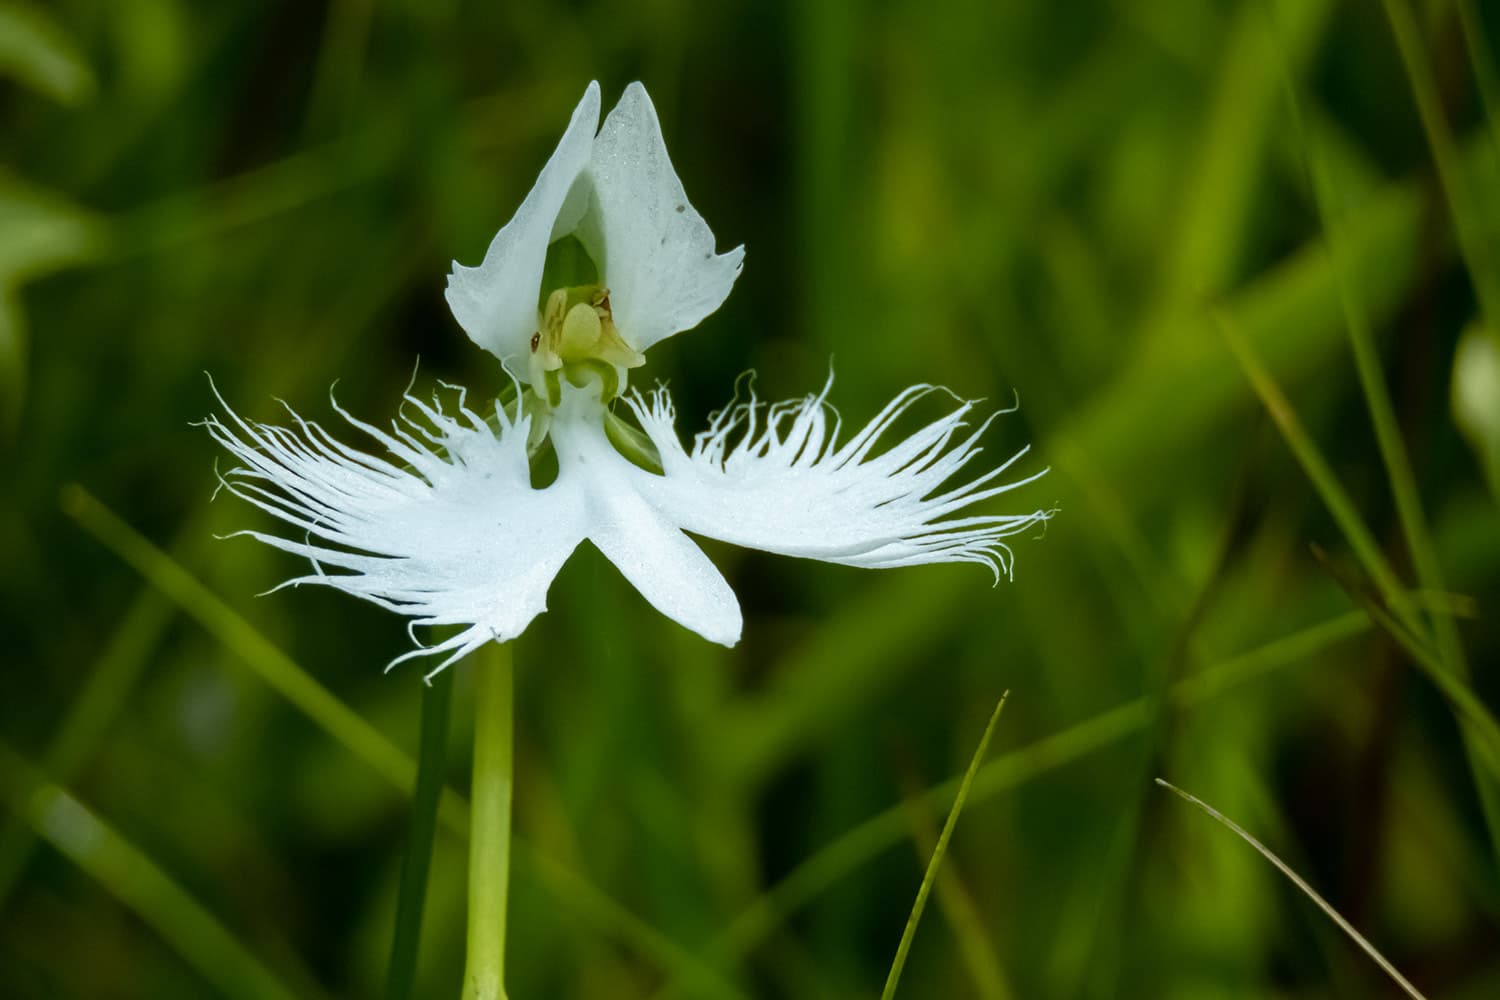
[529,285,644,406]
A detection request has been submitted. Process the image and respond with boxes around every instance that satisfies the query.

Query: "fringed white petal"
[579,82,744,354]
[445,82,601,368]
[205,383,585,676]
[620,378,1052,581]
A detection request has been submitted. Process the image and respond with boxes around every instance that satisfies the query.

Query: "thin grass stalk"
[1218,317,1500,792]
[651,611,1373,998]
[1216,315,1416,614]
[1381,0,1500,336]
[895,773,1013,1000]
[386,667,455,1000]
[880,694,1007,1000]
[0,743,311,1000]
[64,483,746,996]
[1156,780,1429,1000]
[0,592,171,908]
[60,483,469,832]
[1455,0,1500,153]
[1261,0,1500,868]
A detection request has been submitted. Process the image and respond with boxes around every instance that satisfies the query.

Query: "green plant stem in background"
[462,643,515,1000]
[1382,0,1500,341]
[1261,0,1500,868]
[59,483,469,835]
[0,591,171,908]
[0,743,309,1000]
[1156,780,1429,1000]
[62,485,745,997]
[880,694,1007,1000]
[1456,0,1500,150]
[652,610,1376,998]
[1218,317,1500,814]
[387,668,455,1000]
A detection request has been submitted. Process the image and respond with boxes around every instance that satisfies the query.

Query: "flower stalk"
[461,643,514,1000]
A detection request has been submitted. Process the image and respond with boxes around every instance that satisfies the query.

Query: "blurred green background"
[3,0,1500,997]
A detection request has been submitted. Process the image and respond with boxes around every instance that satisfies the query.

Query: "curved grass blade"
[0,592,171,908]
[880,694,1007,1000]
[59,482,468,833]
[1260,0,1500,865]
[895,768,1013,1000]
[1381,0,1500,334]
[0,743,312,1000]
[652,611,1373,998]
[1456,0,1500,151]
[1218,316,1500,786]
[1216,312,1413,614]
[1155,779,1429,1000]
[0,4,95,105]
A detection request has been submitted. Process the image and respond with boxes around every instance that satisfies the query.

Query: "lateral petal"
[445,82,601,369]
[205,383,586,675]
[622,379,1053,581]
[582,82,744,354]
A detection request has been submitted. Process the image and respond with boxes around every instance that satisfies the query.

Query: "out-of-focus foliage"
[2,1,1499,998]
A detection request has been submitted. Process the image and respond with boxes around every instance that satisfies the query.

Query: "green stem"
[387,667,455,1000]
[462,643,515,1000]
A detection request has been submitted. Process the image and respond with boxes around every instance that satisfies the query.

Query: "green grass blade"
[59,482,468,832]
[1382,0,1500,334]
[880,694,1007,1000]
[1321,567,1500,778]
[895,773,1014,1000]
[1156,779,1429,1000]
[654,611,1372,997]
[0,591,171,907]
[1262,0,1500,865]
[1264,0,1460,646]
[0,743,311,1000]
[0,4,95,106]
[1216,312,1414,615]
[1147,0,1330,330]
[724,124,1500,790]
[1219,314,1500,810]
[62,484,745,997]
[1456,0,1500,151]
[385,667,454,1000]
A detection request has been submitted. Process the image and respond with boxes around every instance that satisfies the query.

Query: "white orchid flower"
[206,81,1051,675]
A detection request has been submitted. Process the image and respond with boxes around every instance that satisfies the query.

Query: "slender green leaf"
[1157,779,1429,1000]
[386,667,454,1000]
[881,694,1007,1000]
[0,743,311,1000]
[1262,0,1500,864]
[0,4,95,105]
[1382,0,1500,336]
[61,484,745,998]
[654,610,1374,996]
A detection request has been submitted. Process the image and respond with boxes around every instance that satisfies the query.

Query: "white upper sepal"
[445,82,601,370]
[579,82,745,354]
[205,382,587,677]
[621,378,1053,581]
[445,81,742,368]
